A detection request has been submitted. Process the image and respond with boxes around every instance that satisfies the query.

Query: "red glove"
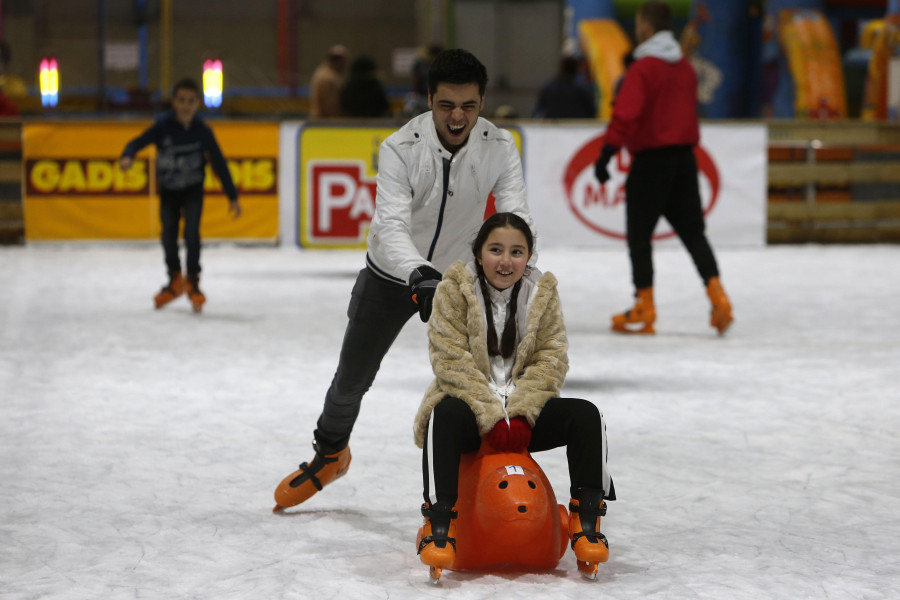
[486,417,532,452]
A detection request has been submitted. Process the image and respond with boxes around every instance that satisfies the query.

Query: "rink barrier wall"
[3,119,900,245]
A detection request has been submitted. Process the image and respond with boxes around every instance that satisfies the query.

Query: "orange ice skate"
[611,287,655,334]
[706,277,733,335]
[416,501,458,584]
[153,271,184,309]
[184,274,206,313]
[273,443,351,511]
[568,489,609,580]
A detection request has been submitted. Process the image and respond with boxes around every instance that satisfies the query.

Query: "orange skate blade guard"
[611,320,655,334]
[578,559,599,580]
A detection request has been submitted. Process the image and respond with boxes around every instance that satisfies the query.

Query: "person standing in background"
[405,44,443,117]
[0,42,23,116]
[339,56,390,118]
[532,55,596,119]
[594,1,733,336]
[309,45,348,119]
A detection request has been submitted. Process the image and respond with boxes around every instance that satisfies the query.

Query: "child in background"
[119,78,241,312]
[413,212,615,576]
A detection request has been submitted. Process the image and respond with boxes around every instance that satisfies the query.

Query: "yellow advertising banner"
[23,121,279,241]
[778,9,847,119]
[578,19,632,120]
[297,123,523,249]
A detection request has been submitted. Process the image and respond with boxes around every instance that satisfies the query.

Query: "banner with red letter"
[522,123,767,247]
[295,124,393,248]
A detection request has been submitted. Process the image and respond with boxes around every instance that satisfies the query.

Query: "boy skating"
[120,78,241,312]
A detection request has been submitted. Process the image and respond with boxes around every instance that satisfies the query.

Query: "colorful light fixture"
[202,58,223,108]
[39,56,59,108]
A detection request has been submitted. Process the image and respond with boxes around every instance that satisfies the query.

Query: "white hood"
[633,30,683,63]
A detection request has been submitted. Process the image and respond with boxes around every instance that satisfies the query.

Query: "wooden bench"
[767,121,900,243]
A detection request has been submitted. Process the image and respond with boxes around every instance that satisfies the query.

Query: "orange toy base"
[448,440,568,572]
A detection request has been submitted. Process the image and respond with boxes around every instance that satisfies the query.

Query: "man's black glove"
[594,143,618,184]
[409,266,442,322]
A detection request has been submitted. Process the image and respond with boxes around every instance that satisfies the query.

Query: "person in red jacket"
[595,1,733,336]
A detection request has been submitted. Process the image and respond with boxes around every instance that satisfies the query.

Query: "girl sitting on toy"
[413,212,616,574]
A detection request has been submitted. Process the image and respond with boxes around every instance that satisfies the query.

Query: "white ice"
[2,242,899,599]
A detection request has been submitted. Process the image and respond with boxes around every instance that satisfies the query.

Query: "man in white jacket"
[274,49,536,510]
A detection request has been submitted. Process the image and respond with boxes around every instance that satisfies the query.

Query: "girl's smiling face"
[477,225,532,290]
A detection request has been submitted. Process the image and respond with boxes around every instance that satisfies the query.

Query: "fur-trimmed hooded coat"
[413,260,569,448]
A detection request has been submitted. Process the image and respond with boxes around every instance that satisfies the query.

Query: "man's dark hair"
[172,78,200,97]
[559,56,579,80]
[638,1,672,33]
[349,55,376,76]
[427,49,488,97]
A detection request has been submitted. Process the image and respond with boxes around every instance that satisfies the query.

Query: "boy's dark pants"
[624,146,719,289]
[314,267,419,453]
[159,185,204,275]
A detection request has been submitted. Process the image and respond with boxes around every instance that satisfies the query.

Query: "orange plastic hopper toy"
[423,440,569,582]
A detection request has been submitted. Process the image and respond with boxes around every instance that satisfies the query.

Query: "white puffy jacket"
[365,111,534,284]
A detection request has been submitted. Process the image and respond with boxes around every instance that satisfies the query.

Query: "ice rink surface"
[2,242,899,599]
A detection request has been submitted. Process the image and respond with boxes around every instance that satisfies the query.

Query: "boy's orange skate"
[706,277,733,335]
[416,501,458,584]
[184,274,206,313]
[611,287,655,334]
[568,489,609,580]
[153,271,184,309]
[273,443,351,511]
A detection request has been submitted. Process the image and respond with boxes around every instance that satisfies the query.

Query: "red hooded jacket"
[604,39,699,153]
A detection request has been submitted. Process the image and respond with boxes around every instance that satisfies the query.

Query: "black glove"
[594,143,618,184]
[409,266,442,323]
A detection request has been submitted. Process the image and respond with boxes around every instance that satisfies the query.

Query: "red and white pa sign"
[304,161,376,246]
